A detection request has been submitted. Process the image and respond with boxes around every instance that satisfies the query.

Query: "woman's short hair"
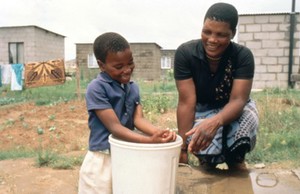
[204,2,238,31]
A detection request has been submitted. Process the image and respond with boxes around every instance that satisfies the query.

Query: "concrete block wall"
[130,43,162,81]
[76,43,99,80]
[32,27,65,62]
[238,13,300,89]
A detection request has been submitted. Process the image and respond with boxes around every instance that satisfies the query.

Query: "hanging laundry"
[11,64,24,91]
[24,59,66,88]
[1,64,12,84]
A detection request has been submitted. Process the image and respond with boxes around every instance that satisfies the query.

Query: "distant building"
[0,25,65,64]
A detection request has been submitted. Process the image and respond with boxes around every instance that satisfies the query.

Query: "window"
[87,53,98,68]
[161,56,172,69]
[9,42,24,64]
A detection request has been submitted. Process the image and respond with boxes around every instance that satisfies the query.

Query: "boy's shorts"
[78,150,112,194]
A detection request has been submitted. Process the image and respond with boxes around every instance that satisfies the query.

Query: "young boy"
[78,32,177,194]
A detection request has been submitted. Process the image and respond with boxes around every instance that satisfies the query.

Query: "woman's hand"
[186,118,219,153]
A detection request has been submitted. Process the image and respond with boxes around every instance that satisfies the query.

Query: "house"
[0,25,65,64]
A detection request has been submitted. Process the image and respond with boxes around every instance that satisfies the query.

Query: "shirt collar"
[97,71,134,87]
[98,72,113,83]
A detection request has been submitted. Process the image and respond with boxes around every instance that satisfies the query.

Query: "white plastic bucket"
[109,134,182,194]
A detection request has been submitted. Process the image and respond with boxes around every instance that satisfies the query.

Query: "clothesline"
[0,59,66,90]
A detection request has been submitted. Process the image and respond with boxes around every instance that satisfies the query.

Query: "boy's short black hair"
[93,32,130,63]
[204,2,238,31]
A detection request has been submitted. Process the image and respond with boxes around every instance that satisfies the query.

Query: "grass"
[0,77,90,106]
[1,77,300,168]
[0,148,36,160]
[247,88,300,167]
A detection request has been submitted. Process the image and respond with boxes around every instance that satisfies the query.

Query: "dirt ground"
[0,100,299,194]
[0,99,176,194]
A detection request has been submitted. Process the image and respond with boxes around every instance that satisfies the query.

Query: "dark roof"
[239,12,299,16]
[130,42,162,48]
[0,25,65,37]
[75,43,93,45]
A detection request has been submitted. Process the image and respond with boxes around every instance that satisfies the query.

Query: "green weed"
[48,114,56,121]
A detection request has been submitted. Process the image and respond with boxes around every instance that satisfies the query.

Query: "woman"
[174,2,259,168]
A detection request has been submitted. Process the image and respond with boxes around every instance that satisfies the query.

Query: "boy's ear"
[97,60,105,71]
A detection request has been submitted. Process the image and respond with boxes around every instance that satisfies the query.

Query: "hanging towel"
[11,64,24,91]
[24,59,66,88]
[1,64,12,84]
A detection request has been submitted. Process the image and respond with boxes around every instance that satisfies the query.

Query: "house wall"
[32,27,65,62]
[76,43,99,80]
[238,13,300,89]
[0,26,64,64]
[130,43,161,80]
[161,49,176,79]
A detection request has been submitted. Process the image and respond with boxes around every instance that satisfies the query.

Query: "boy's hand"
[152,129,177,143]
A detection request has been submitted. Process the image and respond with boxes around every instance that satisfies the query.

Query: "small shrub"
[37,127,44,135]
[48,114,56,121]
[36,149,57,167]
[5,119,15,126]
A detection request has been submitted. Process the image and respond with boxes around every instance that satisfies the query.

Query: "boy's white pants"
[78,150,112,194]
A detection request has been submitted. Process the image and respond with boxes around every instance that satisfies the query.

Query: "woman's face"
[201,18,235,58]
[99,48,135,84]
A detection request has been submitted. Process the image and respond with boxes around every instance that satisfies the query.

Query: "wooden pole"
[76,58,81,100]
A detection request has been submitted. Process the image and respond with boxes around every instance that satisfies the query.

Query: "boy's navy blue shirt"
[85,72,140,151]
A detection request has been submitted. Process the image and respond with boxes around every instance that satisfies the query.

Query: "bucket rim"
[108,134,182,149]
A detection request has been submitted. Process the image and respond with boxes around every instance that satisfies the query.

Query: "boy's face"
[98,48,135,84]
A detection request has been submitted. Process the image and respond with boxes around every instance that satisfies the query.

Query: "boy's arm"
[133,104,160,135]
[95,108,149,143]
[95,108,175,143]
[133,104,177,142]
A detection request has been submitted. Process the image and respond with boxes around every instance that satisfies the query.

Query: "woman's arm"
[176,78,197,162]
[187,78,253,153]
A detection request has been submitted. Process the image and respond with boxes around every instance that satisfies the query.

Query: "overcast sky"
[0,0,298,60]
